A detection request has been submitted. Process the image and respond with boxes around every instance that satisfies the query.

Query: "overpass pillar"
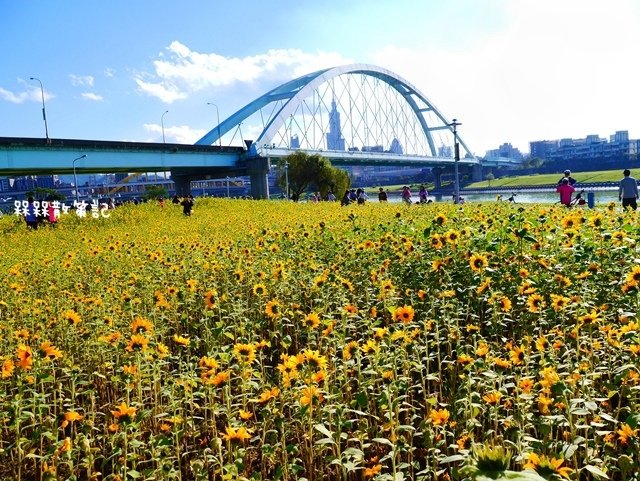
[172,173,192,197]
[246,157,271,199]
[432,167,443,190]
[472,165,483,182]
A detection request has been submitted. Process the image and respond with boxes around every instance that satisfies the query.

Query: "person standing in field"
[619,169,639,210]
[181,195,194,216]
[378,187,388,202]
[558,169,577,186]
[556,178,575,207]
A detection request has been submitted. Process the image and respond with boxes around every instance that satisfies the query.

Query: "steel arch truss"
[196,64,475,160]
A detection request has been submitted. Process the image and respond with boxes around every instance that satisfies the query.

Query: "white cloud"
[370,0,640,155]
[0,87,29,103]
[144,123,206,143]
[136,43,352,103]
[104,68,115,78]
[81,92,104,101]
[70,74,95,87]
[0,84,54,104]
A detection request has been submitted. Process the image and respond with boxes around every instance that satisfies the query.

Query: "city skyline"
[1,0,639,156]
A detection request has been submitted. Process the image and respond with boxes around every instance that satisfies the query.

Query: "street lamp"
[207,102,222,147]
[30,77,50,144]
[226,176,230,198]
[72,154,87,203]
[161,110,169,144]
[284,160,289,200]
[449,118,462,204]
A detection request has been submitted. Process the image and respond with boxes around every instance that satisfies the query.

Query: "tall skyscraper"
[326,99,345,150]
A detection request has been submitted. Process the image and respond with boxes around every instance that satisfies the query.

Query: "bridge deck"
[0,137,245,175]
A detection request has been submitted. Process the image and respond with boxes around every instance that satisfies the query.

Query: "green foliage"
[277,151,350,200]
[142,184,168,200]
[26,187,66,201]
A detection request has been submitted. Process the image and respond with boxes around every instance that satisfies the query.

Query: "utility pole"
[450,119,461,204]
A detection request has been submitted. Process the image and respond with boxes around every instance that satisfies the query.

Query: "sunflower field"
[0,199,639,481]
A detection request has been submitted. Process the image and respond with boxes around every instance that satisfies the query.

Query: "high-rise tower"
[326,99,345,150]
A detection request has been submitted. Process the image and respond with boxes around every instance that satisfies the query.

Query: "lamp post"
[207,102,222,147]
[450,118,461,204]
[30,77,50,144]
[72,154,87,203]
[161,110,169,144]
[284,160,289,200]
[226,176,230,198]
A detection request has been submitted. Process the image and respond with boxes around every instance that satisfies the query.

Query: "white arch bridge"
[0,64,519,198]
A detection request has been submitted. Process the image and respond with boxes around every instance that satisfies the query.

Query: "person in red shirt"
[556,178,575,206]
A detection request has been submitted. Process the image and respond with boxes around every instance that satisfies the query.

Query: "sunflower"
[518,378,535,394]
[429,409,450,426]
[154,291,170,309]
[221,426,252,443]
[483,391,503,405]
[444,229,460,244]
[300,385,324,406]
[393,305,415,324]
[526,294,545,313]
[39,341,63,360]
[617,423,638,445]
[302,312,321,329]
[429,234,445,250]
[433,212,447,226]
[233,343,256,364]
[204,290,217,309]
[625,265,640,285]
[126,334,149,352]
[111,402,137,422]
[131,316,153,333]
[509,345,526,365]
[339,278,354,292]
[343,304,358,315]
[497,296,512,312]
[378,279,395,299]
[210,371,230,387]
[550,294,570,311]
[524,453,573,479]
[579,310,600,325]
[343,341,359,360]
[476,342,489,358]
[457,354,474,366]
[476,277,491,295]
[312,273,328,288]
[256,387,280,403]
[535,336,549,352]
[265,300,282,318]
[2,358,15,378]
[173,334,190,346]
[469,253,488,272]
[302,349,328,370]
[16,344,33,370]
[62,310,82,326]
[252,283,267,296]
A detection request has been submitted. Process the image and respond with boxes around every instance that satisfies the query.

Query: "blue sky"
[1,0,639,155]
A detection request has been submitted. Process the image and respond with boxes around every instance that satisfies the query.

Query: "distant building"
[485,143,524,161]
[438,144,452,157]
[389,138,403,154]
[326,99,345,150]
[0,177,10,193]
[362,145,384,152]
[529,140,558,160]
[529,131,637,165]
